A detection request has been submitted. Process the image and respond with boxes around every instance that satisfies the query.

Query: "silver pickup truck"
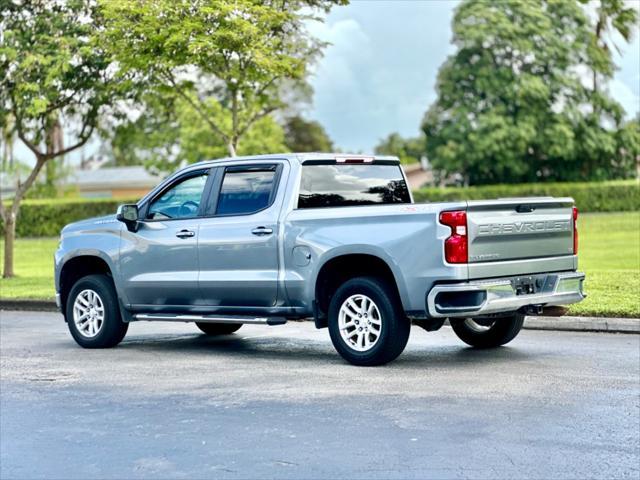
[55,153,585,366]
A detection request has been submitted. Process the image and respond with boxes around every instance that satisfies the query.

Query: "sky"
[306,0,640,153]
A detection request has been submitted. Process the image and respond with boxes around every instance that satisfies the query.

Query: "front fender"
[55,228,124,301]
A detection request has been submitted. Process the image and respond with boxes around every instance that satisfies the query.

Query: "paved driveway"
[1,310,638,479]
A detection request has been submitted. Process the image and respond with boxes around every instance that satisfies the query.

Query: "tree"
[0,1,131,278]
[615,115,640,179]
[100,94,287,174]
[374,133,425,165]
[421,0,635,185]
[283,115,333,152]
[101,0,345,157]
[580,0,638,102]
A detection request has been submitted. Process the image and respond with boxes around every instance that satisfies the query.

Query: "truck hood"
[61,214,120,235]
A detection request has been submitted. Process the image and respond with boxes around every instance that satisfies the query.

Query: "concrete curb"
[524,315,639,334]
[1,299,638,334]
[0,300,58,312]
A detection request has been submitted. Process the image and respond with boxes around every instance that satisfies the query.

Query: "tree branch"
[159,69,230,143]
[46,123,94,159]
[10,155,47,216]
[15,123,44,158]
[237,105,278,139]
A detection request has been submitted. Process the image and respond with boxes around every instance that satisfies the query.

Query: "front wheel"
[450,314,525,348]
[328,276,410,366]
[66,274,128,348]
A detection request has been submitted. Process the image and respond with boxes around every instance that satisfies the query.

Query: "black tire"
[65,274,128,348]
[450,314,525,348]
[195,322,242,335]
[328,276,410,366]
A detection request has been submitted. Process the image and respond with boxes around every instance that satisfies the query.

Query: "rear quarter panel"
[283,202,467,314]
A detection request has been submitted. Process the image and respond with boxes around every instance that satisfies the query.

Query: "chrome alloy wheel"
[338,294,382,352]
[463,318,496,333]
[72,289,105,338]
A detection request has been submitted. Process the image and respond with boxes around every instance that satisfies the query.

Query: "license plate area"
[512,276,538,295]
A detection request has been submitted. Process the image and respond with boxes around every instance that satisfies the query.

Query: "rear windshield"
[298,164,411,209]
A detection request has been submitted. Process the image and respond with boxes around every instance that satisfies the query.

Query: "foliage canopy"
[101,0,345,157]
[422,0,639,185]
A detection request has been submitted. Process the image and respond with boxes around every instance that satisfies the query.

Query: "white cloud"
[308,1,456,152]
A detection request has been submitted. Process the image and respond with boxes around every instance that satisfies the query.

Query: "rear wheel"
[195,322,242,335]
[66,274,128,348]
[450,314,525,348]
[328,276,410,366]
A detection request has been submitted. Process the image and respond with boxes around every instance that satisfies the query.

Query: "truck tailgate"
[466,198,575,263]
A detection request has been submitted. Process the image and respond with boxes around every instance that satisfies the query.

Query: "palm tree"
[585,0,638,97]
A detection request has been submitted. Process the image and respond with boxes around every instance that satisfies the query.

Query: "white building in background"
[66,166,163,199]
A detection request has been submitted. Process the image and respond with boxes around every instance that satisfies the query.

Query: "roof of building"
[68,166,164,189]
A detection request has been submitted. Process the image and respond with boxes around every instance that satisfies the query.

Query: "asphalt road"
[1,310,638,480]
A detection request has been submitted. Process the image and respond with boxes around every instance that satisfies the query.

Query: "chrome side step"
[132,313,287,326]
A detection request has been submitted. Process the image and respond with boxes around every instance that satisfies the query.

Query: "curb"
[0,300,58,312]
[1,299,638,334]
[523,315,639,334]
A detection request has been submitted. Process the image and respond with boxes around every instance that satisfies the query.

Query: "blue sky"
[307,0,640,153]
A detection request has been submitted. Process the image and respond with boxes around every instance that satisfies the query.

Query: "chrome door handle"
[176,229,195,239]
[251,226,273,236]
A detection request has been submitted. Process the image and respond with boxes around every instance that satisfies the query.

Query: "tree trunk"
[2,212,16,279]
[44,117,64,194]
[227,141,237,157]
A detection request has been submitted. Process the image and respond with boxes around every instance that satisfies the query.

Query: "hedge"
[1,198,137,238]
[413,180,639,213]
[1,180,638,238]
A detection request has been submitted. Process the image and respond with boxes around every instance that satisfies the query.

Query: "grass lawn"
[568,212,639,318]
[0,237,57,301]
[0,212,639,317]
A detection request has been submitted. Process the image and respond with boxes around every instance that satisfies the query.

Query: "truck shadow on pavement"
[115,331,536,367]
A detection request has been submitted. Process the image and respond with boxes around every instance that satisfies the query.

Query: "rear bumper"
[426,271,585,318]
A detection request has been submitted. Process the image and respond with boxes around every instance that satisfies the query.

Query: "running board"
[132,313,287,325]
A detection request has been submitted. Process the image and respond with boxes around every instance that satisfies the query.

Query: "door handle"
[176,229,195,239]
[251,226,273,236]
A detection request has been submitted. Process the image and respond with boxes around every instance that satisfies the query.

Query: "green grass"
[0,237,57,301]
[567,212,640,318]
[1,212,639,317]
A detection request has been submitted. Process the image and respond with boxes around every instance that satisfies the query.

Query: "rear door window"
[216,167,278,215]
[298,164,411,209]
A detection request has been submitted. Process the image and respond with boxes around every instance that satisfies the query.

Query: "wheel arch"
[58,254,115,315]
[313,250,409,324]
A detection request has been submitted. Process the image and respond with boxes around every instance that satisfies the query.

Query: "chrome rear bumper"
[427,271,585,318]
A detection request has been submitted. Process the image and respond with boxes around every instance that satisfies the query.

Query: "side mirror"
[116,204,139,232]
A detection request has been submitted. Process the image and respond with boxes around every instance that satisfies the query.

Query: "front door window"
[147,173,208,220]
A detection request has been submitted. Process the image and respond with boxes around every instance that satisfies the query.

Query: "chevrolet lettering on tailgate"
[477,220,572,236]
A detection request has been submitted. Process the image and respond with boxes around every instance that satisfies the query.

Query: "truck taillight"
[573,206,578,254]
[440,210,468,264]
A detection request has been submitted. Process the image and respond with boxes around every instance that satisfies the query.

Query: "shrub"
[413,180,639,213]
[1,198,137,238]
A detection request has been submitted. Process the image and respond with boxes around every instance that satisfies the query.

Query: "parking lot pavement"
[1,310,639,479]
